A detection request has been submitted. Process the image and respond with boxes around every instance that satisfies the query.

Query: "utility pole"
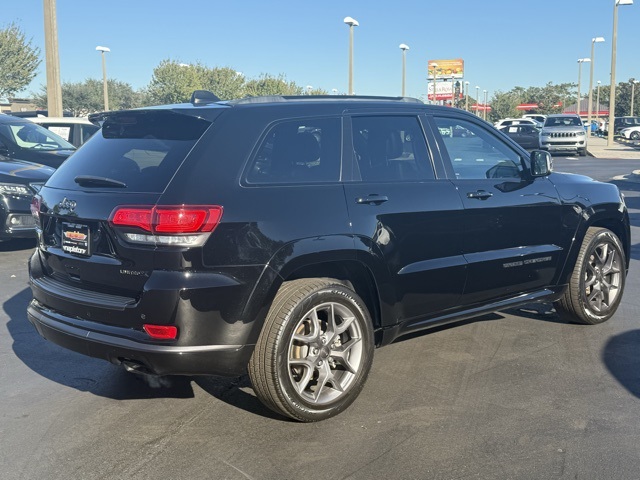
[43,0,63,117]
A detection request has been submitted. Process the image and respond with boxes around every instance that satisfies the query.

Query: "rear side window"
[46,111,211,193]
[246,117,341,184]
[351,115,434,182]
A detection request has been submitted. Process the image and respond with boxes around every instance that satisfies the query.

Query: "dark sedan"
[0,114,75,169]
[499,124,540,150]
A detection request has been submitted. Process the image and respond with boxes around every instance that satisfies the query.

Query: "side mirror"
[530,150,553,177]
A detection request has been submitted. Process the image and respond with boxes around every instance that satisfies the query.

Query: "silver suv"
[540,114,587,156]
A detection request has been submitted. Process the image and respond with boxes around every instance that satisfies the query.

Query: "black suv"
[27,93,630,422]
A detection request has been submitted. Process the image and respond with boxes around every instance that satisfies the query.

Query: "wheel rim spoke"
[331,338,361,374]
[288,359,315,395]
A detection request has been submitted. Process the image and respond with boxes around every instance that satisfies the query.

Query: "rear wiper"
[74,175,127,188]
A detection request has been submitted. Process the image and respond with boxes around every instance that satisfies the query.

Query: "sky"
[4,0,640,102]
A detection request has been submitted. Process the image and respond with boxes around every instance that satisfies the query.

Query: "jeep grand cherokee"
[27,92,630,422]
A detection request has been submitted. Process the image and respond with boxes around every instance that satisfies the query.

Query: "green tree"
[244,74,303,96]
[147,59,203,105]
[33,78,141,115]
[0,22,41,98]
[307,87,329,95]
[199,66,246,100]
[488,89,523,122]
[521,82,574,114]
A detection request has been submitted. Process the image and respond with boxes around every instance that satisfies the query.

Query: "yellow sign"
[427,59,464,79]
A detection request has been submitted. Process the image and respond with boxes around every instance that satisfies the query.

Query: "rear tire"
[631,131,640,140]
[555,227,626,324]
[248,278,374,422]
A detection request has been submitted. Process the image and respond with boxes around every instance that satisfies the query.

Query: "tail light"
[110,205,223,247]
[143,324,178,340]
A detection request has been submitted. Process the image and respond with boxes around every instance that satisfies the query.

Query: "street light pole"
[587,37,605,137]
[96,46,110,111]
[464,81,470,111]
[344,17,359,96]
[577,58,590,120]
[43,0,63,117]
[399,44,409,96]
[608,0,634,146]
[483,89,488,121]
[475,85,480,116]
[596,80,602,131]
[430,62,438,105]
[631,80,639,116]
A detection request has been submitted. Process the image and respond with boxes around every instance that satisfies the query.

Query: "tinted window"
[544,116,582,127]
[0,121,73,150]
[80,124,99,143]
[351,116,434,182]
[46,111,211,193]
[434,117,523,180]
[246,117,341,184]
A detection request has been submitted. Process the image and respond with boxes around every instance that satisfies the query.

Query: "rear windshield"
[45,110,212,193]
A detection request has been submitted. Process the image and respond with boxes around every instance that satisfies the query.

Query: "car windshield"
[2,121,74,151]
[544,117,582,127]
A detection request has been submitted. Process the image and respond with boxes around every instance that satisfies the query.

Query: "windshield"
[1,121,74,150]
[544,116,582,127]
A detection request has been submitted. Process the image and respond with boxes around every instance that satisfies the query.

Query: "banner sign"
[427,59,464,79]
[427,81,462,101]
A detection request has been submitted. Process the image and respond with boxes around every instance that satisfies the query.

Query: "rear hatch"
[31,108,223,316]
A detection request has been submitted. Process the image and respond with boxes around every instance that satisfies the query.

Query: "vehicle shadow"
[6,287,195,400]
[392,302,566,345]
[0,238,37,252]
[6,286,287,419]
[194,376,286,421]
[602,330,640,398]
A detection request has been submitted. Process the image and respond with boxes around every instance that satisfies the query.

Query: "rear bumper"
[27,300,253,376]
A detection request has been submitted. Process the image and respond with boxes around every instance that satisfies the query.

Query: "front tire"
[578,148,587,156]
[555,227,626,324]
[248,278,374,422]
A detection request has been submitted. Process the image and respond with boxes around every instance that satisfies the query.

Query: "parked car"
[522,114,546,125]
[498,124,541,149]
[619,126,640,140]
[601,116,640,135]
[0,160,53,241]
[0,114,75,168]
[28,93,630,422]
[25,116,100,147]
[494,118,539,129]
[539,114,587,156]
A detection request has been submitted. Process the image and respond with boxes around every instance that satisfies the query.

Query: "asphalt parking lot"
[2,156,640,480]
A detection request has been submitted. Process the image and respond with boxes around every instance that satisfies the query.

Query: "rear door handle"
[356,195,389,205]
[467,190,493,200]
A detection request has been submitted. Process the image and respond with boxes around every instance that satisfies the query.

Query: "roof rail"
[229,95,423,105]
[190,90,221,105]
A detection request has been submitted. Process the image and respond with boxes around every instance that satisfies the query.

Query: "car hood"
[0,159,55,183]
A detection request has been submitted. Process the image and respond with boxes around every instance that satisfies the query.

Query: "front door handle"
[356,195,389,205]
[467,190,493,200]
